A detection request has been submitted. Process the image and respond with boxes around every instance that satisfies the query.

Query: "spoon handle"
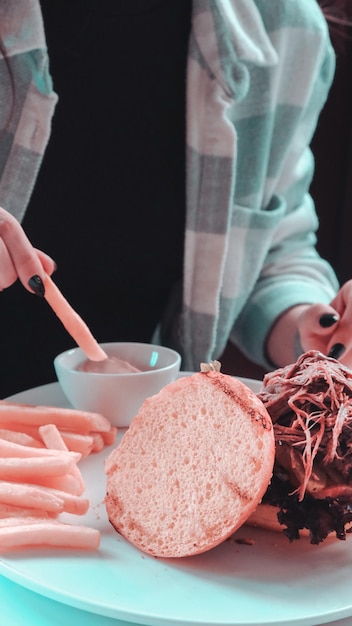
[43,274,108,362]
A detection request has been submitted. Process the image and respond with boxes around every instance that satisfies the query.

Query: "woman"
[0,0,351,396]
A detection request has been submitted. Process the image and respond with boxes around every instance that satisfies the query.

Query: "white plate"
[2,380,352,626]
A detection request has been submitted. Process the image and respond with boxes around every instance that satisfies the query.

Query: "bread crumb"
[234,537,255,546]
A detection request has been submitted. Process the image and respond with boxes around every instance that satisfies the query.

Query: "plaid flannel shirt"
[0,0,339,371]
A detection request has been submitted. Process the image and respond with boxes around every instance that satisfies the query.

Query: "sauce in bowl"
[76,356,141,374]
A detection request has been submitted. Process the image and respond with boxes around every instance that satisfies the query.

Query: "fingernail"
[319,313,339,328]
[328,343,345,360]
[28,275,45,297]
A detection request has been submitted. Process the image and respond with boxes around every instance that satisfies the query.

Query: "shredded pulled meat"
[263,474,352,544]
[257,350,352,543]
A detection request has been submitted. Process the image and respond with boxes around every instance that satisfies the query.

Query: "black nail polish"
[28,275,45,297]
[328,343,345,360]
[319,313,339,328]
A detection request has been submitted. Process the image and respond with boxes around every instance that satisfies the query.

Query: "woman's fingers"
[0,239,18,290]
[297,303,339,353]
[0,207,55,293]
[0,207,45,290]
[324,280,352,365]
[35,249,56,276]
[298,282,352,368]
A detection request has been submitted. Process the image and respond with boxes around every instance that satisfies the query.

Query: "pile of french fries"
[0,399,117,551]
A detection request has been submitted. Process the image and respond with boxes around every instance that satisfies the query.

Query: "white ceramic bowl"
[53,342,182,427]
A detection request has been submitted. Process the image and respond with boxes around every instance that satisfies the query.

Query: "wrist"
[265,304,309,368]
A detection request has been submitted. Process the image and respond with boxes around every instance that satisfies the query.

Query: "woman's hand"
[298,279,352,366]
[0,207,56,294]
[267,280,352,369]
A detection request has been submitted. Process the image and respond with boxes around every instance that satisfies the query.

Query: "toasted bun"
[105,370,275,557]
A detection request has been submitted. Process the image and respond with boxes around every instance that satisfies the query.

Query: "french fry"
[43,274,107,362]
[0,403,111,434]
[0,518,101,550]
[0,422,41,440]
[0,437,82,460]
[91,433,105,454]
[29,485,90,515]
[0,481,64,514]
[0,454,79,483]
[36,472,85,496]
[0,503,53,519]
[0,396,118,551]
[0,429,43,448]
[39,423,69,451]
[0,482,89,516]
[0,482,88,516]
[98,426,118,447]
[0,516,50,527]
[57,431,94,457]
[39,424,86,496]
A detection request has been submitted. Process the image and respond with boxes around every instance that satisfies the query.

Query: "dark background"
[221,40,352,379]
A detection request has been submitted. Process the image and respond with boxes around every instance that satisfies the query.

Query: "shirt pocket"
[222,194,286,299]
